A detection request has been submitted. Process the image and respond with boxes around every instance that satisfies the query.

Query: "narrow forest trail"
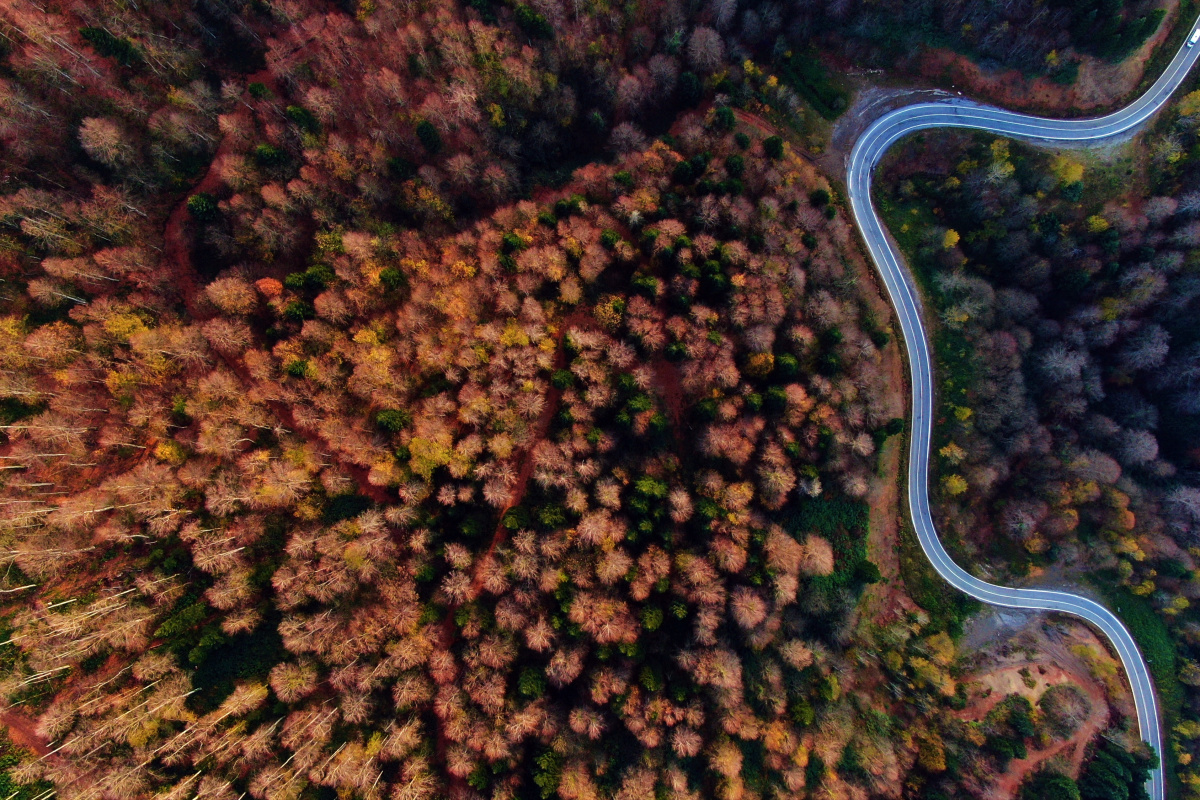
[956,663,1111,796]
[1,710,48,757]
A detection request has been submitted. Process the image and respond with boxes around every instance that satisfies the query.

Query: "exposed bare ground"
[823,4,1180,178]
[823,87,957,177]
[2,710,49,756]
[915,0,1179,116]
[966,662,1110,798]
[957,617,1135,798]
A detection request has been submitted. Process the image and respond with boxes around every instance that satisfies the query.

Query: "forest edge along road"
[844,16,1200,800]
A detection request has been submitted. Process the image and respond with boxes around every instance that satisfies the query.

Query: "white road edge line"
[845,20,1200,800]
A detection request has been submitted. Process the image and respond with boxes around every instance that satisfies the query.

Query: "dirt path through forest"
[959,662,1111,797]
[161,69,281,318]
[2,710,49,756]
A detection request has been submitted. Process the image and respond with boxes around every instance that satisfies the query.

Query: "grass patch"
[79,27,142,67]
[1090,577,1181,715]
[776,49,850,120]
[876,178,977,462]
[871,156,982,635]
[784,495,879,586]
[1090,573,1182,797]
[0,729,52,800]
[898,517,979,636]
[1136,0,1199,101]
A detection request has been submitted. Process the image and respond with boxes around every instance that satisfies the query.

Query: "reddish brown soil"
[958,663,1110,797]
[2,710,50,757]
[463,309,598,599]
[651,359,685,432]
[431,311,597,794]
[157,72,398,509]
[161,69,282,317]
[465,384,563,600]
[914,1,1178,115]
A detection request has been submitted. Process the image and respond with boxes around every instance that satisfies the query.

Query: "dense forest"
[793,0,1168,79]
[878,87,1200,797]
[0,98,910,798]
[0,0,1183,798]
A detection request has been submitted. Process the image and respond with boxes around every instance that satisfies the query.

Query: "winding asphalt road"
[847,19,1200,800]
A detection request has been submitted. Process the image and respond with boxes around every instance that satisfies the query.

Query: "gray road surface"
[846,20,1200,800]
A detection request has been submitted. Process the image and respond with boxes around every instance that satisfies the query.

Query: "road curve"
[847,20,1200,800]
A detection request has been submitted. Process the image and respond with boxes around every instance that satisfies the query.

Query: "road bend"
[846,19,1200,800]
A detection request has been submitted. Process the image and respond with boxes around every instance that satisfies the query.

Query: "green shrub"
[554,195,583,218]
[503,507,531,530]
[186,193,218,221]
[515,4,554,38]
[898,520,979,635]
[641,606,663,631]
[154,600,207,640]
[631,273,660,297]
[533,750,563,798]
[838,741,870,784]
[634,475,668,498]
[1019,769,1079,800]
[282,300,314,321]
[638,665,664,691]
[1092,578,1181,723]
[712,106,737,132]
[416,120,442,154]
[764,386,788,414]
[1050,59,1080,86]
[285,105,320,133]
[776,352,800,378]
[777,50,848,120]
[806,753,826,789]
[283,359,310,378]
[380,267,408,291]
[388,157,416,180]
[537,504,567,530]
[285,264,335,291]
[1062,181,1084,202]
[79,27,142,66]
[679,72,703,106]
[0,729,53,800]
[254,143,287,166]
[1078,737,1156,800]
[188,625,227,666]
[376,409,413,432]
